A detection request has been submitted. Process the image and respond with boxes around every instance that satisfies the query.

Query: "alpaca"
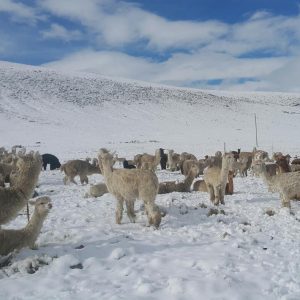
[84,183,108,198]
[159,148,168,170]
[276,155,291,173]
[181,159,207,177]
[98,150,161,228]
[158,164,199,194]
[60,160,101,185]
[256,162,300,208]
[42,153,61,171]
[0,152,42,225]
[0,156,18,183]
[193,179,208,192]
[133,154,143,169]
[0,197,52,256]
[140,149,161,171]
[167,149,181,171]
[123,160,136,169]
[291,164,300,172]
[234,157,249,177]
[203,153,235,205]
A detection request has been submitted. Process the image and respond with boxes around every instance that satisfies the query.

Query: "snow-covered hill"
[1,61,300,158]
[1,61,300,300]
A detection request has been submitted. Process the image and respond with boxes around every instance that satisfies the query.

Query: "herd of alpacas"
[1,144,300,259]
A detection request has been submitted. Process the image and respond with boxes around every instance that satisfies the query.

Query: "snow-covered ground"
[1,61,300,299]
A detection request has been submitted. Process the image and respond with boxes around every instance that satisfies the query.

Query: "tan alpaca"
[181,159,208,176]
[60,160,101,185]
[0,152,42,225]
[203,153,235,205]
[167,149,180,171]
[84,183,108,198]
[0,156,18,183]
[256,162,300,208]
[98,150,161,228]
[193,179,208,192]
[0,197,52,256]
[158,165,199,194]
[140,149,161,171]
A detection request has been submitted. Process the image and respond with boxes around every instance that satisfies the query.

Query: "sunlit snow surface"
[1,61,300,299]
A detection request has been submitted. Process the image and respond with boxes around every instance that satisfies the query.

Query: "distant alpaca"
[140,149,161,171]
[0,157,18,183]
[123,160,136,169]
[42,153,61,170]
[158,164,199,194]
[0,197,52,256]
[276,155,291,173]
[60,159,101,185]
[256,162,300,208]
[84,183,108,198]
[167,149,180,171]
[204,153,235,205]
[98,149,161,228]
[159,148,168,170]
[181,159,208,177]
[0,152,42,225]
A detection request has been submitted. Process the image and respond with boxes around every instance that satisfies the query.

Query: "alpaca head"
[29,196,52,217]
[146,204,162,229]
[98,149,114,173]
[189,164,200,178]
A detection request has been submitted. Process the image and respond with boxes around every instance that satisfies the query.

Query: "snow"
[1,61,300,299]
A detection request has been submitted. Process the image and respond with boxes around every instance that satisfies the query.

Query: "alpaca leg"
[115,197,124,224]
[214,186,220,206]
[63,176,68,185]
[281,193,291,209]
[70,176,77,185]
[207,184,215,203]
[220,188,225,205]
[145,203,161,228]
[126,200,136,223]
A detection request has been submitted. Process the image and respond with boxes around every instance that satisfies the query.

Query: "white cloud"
[41,24,82,42]
[0,0,41,23]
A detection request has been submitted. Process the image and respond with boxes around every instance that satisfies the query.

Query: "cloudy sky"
[1,0,300,91]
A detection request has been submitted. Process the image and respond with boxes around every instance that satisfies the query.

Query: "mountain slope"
[0,61,299,156]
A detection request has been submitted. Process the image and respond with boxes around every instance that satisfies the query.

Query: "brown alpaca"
[0,152,42,225]
[158,165,199,194]
[61,160,101,185]
[98,149,161,228]
[276,155,291,173]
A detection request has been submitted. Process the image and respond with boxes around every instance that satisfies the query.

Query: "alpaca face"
[29,196,52,216]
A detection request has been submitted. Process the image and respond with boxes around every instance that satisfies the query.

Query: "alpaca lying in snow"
[98,149,162,228]
[84,183,108,198]
[0,152,42,226]
[203,153,235,205]
[0,197,52,256]
[158,164,199,194]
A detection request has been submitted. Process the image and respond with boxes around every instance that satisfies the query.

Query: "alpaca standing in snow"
[98,149,161,228]
[0,152,42,225]
[167,149,180,171]
[140,149,161,171]
[0,197,52,256]
[159,164,199,194]
[256,162,300,208]
[203,153,235,205]
[60,159,101,185]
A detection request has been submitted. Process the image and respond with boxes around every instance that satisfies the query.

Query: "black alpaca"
[159,148,168,170]
[123,160,136,169]
[42,153,61,170]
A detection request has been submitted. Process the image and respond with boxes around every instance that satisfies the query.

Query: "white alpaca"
[84,183,108,198]
[98,150,161,228]
[167,149,180,171]
[140,149,161,171]
[203,153,235,205]
[0,152,42,225]
[256,162,300,208]
[0,197,52,256]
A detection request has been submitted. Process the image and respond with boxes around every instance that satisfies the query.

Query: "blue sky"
[1,0,300,91]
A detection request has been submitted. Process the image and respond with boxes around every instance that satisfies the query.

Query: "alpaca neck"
[24,211,48,246]
[101,161,114,185]
[154,151,160,165]
[15,169,39,199]
[184,171,196,188]
[261,166,276,185]
[220,160,230,183]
